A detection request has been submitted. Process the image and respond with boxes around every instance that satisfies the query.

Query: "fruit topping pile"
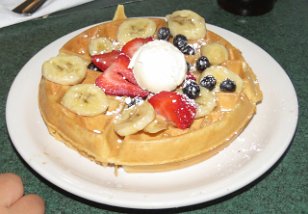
[42,10,245,137]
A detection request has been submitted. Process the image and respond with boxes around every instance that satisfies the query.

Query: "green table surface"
[1,0,307,213]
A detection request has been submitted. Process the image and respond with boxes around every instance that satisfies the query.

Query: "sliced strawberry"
[95,55,148,97]
[148,91,196,129]
[112,54,138,85]
[121,37,153,58]
[91,50,122,71]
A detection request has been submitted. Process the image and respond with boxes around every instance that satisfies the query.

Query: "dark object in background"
[217,0,276,16]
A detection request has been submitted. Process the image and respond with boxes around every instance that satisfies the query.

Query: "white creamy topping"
[129,40,187,93]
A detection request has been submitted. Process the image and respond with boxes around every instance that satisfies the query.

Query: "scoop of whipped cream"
[129,40,187,93]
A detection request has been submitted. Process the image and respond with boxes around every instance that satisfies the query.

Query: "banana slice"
[199,65,243,93]
[117,18,157,44]
[201,42,229,65]
[195,87,217,118]
[167,10,206,40]
[88,37,113,56]
[113,101,155,136]
[144,114,168,133]
[61,84,109,116]
[42,55,87,85]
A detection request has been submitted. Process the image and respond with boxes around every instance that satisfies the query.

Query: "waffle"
[38,6,262,172]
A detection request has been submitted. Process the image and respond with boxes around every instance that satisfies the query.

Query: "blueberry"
[200,75,217,91]
[173,35,195,55]
[173,34,187,50]
[182,80,200,99]
[182,45,195,55]
[196,56,210,72]
[220,78,236,92]
[87,62,102,72]
[157,27,171,40]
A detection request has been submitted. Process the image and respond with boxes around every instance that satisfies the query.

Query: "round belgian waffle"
[38,6,262,172]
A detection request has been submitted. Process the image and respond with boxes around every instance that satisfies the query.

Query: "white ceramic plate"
[6,22,298,209]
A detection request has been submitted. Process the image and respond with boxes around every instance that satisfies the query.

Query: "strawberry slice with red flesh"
[95,55,148,97]
[122,37,153,58]
[91,50,122,71]
[149,91,196,129]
